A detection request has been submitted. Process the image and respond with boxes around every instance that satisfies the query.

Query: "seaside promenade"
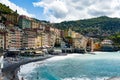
[0,55,53,80]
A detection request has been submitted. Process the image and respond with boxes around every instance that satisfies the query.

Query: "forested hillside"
[54,16,120,37]
[0,3,14,14]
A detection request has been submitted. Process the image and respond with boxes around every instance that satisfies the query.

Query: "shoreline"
[1,55,53,80]
[16,52,120,80]
[2,51,119,80]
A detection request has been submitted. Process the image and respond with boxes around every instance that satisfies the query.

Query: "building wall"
[35,36,42,48]
[42,33,49,47]
[64,30,68,38]
[68,28,72,37]
[15,29,23,48]
[6,14,18,25]
[22,34,28,48]
[73,38,81,48]
[39,23,45,31]
[40,32,54,47]
[28,38,35,48]
[2,13,18,26]
[0,23,7,49]
[7,28,23,49]
[0,34,4,49]
[71,31,76,38]
[23,29,37,48]
[50,27,55,32]
[18,16,31,29]
[6,33,9,49]
[31,19,39,29]
[75,33,83,38]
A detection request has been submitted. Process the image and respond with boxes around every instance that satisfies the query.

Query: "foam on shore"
[18,62,36,80]
[17,56,51,80]
[18,52,120,80]
[62,77,109,80]
[46,52,120,61]
[45,54,82,61]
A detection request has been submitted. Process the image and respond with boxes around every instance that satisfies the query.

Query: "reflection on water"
[18,52,120,80]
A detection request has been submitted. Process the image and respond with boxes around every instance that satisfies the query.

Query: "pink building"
[7,27,23,49]
[23,29,37,48]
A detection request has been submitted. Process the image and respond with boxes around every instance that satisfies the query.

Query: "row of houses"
[0,24,87,50]
[0,13,93,51]
[61,28,116,51]
[0,13,64,50]
[0,23,62,50]
[0,24,63,49]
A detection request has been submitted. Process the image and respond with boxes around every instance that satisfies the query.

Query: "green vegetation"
[0,3,14,14]
[54,16,120,36]
[0,3,120,45]
[109,33,120,46]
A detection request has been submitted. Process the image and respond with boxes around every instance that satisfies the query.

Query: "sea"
[18,51,120,80]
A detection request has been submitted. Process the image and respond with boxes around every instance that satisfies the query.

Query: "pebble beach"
[0,55,53,80]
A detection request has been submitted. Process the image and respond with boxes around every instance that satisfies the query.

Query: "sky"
[0,0,120,23]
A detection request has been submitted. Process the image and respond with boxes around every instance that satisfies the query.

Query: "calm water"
[18,52,120,80]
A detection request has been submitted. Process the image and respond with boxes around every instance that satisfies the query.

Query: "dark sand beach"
[1,55,53,80]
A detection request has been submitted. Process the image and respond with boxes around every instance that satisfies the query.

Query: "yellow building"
[31,18,39,29]
[64,30,68,38]
[35,36,42,48]
[64,28,81,38]
[68,28,72,37]
[71,31,76,38]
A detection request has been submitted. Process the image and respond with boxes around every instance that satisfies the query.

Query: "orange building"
[93,43,101,51]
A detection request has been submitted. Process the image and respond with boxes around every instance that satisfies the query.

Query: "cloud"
[88,9,113,16]
[0,0,35,17]
[33,0,120,23]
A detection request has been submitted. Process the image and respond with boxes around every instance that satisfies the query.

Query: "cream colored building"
[31,18,39,29]
[35,35,42,48]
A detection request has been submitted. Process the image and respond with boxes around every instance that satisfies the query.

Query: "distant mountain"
[54,16,120,37]
[0,2,120,38]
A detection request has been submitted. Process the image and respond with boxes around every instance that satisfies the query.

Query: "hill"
[0,2,120,38]
[0,3,14,14]
[54,16,120,37]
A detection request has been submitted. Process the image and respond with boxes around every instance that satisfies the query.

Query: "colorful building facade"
[6,27,23,49]
[31,18,39,29]
[18,15,31,29]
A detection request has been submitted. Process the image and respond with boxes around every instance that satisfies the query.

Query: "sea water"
[18,52,120,80]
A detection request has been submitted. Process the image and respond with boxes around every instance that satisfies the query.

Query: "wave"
[45,54,82,61]
[46,51,120,61]
[18,52,120,80]
[18,61,45,80]
[62,77,109,80]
